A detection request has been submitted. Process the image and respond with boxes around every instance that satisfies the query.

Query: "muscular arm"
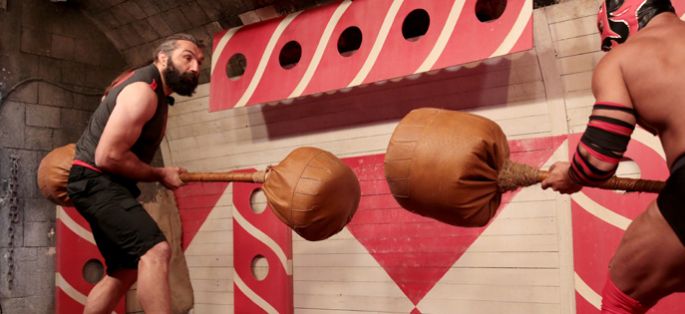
[569,52,637,185]
[542,52,636,193]
[94,82,181,188]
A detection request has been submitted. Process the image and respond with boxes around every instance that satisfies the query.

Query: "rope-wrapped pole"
[179,170,267,183]
[497,159,665,193]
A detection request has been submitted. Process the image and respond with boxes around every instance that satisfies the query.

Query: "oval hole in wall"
[402,9,430,41]
[475,0,507,22]
[227,53,247,79]
[279,40,302,69]
[250,188,267,214]
[337,26,363,57]
[251,255,269,281]
[82,259,105,285]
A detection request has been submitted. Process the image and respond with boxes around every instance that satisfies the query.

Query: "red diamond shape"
[345,136,565,305]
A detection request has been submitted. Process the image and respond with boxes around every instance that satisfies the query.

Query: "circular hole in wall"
[250,188,268,214]
[402,9,430,41]
[227,53,247,79]
[251,255,269,281]
[82,259,105,285]
[475,0,507,22]
[279,40,302,69]
[337,26,363,57]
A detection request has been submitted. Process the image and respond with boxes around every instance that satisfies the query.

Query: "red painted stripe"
[362,0,456,84]
[60,205,90,231]
[174,182,229,250]
[588,120,633,137]
[209,17,283,112]
[248,4,340,105]
[302,0,395,96]
[233,181,292,313]
[433,0,528,69]
[509,17,534,52]
[56,220,100,293]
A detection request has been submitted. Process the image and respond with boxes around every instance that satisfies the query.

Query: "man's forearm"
[96,150,164,182]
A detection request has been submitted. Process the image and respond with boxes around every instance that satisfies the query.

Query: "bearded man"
[66,33,204,314]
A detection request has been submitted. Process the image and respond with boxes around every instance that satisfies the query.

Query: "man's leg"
[83,269,137,314]
[606,202,685,309]
[137,241,172,313]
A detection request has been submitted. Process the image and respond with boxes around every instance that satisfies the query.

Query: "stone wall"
[0,0,125,312]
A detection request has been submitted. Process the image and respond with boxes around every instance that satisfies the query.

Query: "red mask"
[597,0,675,51]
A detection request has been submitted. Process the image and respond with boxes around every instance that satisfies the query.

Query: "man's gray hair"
[153,33,204,62]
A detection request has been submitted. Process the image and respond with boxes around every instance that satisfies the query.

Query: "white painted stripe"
[489,0,533,58]
[289,0,353,98]
[233,207,292,275]
[55,272,87,305]
[632,127,665,160]
[234,271,279,314]
[211,26,244,75]
[57,206,95,245]
[347,0,404,87]
[571,192,631,230]
[415,0,466,73]
[575,272,602,310]
[235,12,302,108]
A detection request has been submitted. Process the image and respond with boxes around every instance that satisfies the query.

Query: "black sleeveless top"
[75,64,171,175]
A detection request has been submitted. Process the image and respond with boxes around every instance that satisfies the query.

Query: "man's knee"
[141,241,171,265]
[109,269,138,290]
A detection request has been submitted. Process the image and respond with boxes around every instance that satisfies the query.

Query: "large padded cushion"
[384,108,509,227]
[37,144,75,206]
[264,147,361,241]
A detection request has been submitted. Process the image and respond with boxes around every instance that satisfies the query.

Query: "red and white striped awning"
[210,0,533,111]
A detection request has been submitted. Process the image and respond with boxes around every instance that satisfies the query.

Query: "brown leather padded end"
[384,108,509,227]
[37,143,75,206]
[264,147,361,241]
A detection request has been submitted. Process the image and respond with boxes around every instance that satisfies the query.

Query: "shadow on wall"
[256,55,520,139]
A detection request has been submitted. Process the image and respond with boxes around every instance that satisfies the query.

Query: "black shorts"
[67,165,166,276]
[657,154,685,246]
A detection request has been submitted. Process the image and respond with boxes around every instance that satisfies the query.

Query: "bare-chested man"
[542,0,685,313]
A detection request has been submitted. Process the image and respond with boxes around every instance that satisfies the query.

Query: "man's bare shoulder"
[114,82,159,120]
[598,35,660,72]
[118,82,157,101]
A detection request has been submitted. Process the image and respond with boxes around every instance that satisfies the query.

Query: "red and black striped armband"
[568,102,636,185]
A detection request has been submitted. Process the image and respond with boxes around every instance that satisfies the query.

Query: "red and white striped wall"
[232,181,293,313]
[55,206,125,314]
[210,0,533,111]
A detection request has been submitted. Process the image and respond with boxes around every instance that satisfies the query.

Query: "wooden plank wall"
[160,0,604,313]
